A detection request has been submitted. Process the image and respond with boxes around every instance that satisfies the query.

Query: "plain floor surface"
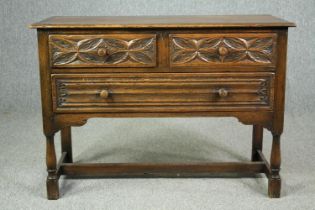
[0,111,314,210]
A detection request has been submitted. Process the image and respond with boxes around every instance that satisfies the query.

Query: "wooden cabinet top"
[30,15,295,29]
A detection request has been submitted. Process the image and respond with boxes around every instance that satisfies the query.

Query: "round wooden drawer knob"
[99,90,109,98]
[218,88,228,97]
[218,46,228,56]
[97,48,107,57]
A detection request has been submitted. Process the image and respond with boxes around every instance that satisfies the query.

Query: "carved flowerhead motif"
[49,35,156,66]
[171,36,275,64]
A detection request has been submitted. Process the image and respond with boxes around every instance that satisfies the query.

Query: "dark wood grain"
[170,33,277,67]
[30,15,296,29]
[51,73,274,113]
[61,162,266,177]
[251,124,264,161]
[31,15,294,199]
[61,126,73,163]
[49,34,156,67]
[269,134,281,198]
[45,135,59,200]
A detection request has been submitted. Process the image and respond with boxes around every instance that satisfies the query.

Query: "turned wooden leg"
[61,126,73,163]
[251,124,263,161]
[268,134,281,198]
[46,134,59,200]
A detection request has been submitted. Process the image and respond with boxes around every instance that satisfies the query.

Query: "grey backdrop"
[0,0,315,114]
[1,0,315,209]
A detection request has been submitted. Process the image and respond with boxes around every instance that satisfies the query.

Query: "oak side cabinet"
[30,15,295,199]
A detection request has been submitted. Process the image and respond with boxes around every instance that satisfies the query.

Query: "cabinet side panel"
[272,29,288,134]
[37,30,55,135]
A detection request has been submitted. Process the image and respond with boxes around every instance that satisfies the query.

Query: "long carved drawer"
[49,34,156,68]
[170,33,277,67]
[51,73,274,113]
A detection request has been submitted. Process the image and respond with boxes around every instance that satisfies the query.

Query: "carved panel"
[170,34,276,66]
[49,34,156,67]
[51,73,274,113]
[257,80,269,103]
[56,81,67,106]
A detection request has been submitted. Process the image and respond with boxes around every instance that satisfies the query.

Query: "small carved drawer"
[170,33,277,67]
[49,34,157,67]
[52,73,274,113]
